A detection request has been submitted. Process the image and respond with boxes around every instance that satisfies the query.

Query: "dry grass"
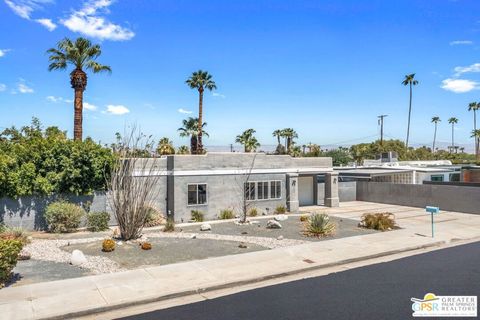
[359,212,395,231]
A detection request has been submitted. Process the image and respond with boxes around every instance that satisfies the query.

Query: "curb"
[41,240,446,320]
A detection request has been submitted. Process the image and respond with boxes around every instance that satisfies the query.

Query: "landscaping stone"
[274,215,288,222]
[200,223,212,231]
[277,236,284,240]
[70,250,87,266]
[238,242,248,249]
[117,241,123,246]
[266,220,282,229]
[190,234,197,239]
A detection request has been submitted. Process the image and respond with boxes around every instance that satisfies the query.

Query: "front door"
[298,176,314,206]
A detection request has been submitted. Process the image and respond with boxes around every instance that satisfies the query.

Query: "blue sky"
[1,0,480,150]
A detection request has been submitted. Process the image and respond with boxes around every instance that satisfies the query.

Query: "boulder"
[71,250,87,266]
[274,215,288,222]
[190,234,197,239]
[277,235,284,240]
[238,242,248,249]
[200,223,211,231]
[266,220,282,229]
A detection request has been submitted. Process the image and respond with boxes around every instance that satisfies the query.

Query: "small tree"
[234,154,258,223]
[107,126,162,240]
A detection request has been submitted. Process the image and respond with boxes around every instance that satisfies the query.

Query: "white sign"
[412,293,477,317]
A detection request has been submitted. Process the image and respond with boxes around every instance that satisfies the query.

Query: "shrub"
[0,239,23,287]
[143,206,165,227]
[299,215,309,222]
[360,213,395,231]
[248,207,258,217]
[141,242,152,250]
[44,201,85,233]
[163,218,175,232]
[191,210,204,222]
[87,212,110,232]
[303,213,335,237]
[274,205,287,214]
[219,209,234,220]
[0,226,29,245]
[102,239,116,252]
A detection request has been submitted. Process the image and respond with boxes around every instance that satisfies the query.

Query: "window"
[188,184,207,205]
[270,181,281,199]
[245,182,256,200]
[431,175,444,182]
[449,173,460,182]
[258,181,269,200]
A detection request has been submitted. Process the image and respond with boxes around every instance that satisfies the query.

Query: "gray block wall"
[339,181,357,201]
[0,192,108,230]
[356,181,480,214]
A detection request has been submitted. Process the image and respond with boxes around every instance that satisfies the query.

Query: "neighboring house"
[134,153,337,222]
[461,166,480,183]
[336,165,459,184]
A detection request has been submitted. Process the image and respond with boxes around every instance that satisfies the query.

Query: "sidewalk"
[1,202,480,320]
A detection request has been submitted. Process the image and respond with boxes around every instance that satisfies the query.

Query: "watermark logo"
[411,293,477,317]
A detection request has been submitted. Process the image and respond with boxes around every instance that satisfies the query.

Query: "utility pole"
[230,143,233,152]
[378,115,388,145]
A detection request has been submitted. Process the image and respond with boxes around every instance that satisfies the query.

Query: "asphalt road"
[119,241,480,320]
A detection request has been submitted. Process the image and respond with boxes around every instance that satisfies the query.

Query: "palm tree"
[402,73,419,149]
[157,137,175,155]
[448,117,459,153]
[177,145,190,154]
[431,116,441,153]
[272,129,283,146]
[186,70,217,154]
[178,117,208,154]
[282,128,298,152]
[47,37,111,141]
[472,130,480,156]
[235,129,260,152]
[468,102,479,159]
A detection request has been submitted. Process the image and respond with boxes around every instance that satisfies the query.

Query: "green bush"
[86,211,110,232]
[0,239,23,287]
[219,209,234,220]
[44,201,85,233]
[274,205,287,214]
[360,213,395,231]
[303,213,335,237]
[248,207,258,217]
[163,218,175,232]
[191,210,204,222]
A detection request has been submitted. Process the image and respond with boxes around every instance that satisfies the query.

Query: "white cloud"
[0,84,6,92]
[83,102,97,111]
[46,95,60,102]
[61,0,135,41]
[4,0,53,19]
[0,49,11,57]
[17,81,34,93]
[453,63,480,76]
[104,104,129,115]
[4,0,33,19]
[450,40,473,46]
[178,108,192,114]
[35,18,56,31]
[441,78,479,93]
[212,92,226,98]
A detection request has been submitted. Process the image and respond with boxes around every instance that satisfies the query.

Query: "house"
[134,153,337,222]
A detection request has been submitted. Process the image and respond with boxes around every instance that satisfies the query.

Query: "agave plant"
[304,213,336,237]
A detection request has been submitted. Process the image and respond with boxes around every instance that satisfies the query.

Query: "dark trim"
[166,156,175,217]
[423,181,480,187]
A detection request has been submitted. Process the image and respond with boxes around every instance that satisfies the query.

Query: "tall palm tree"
[448,117,459,153]
[47,37,111,141]
[186,70,217,154]
[178,117,208,154]
[235,129,260,152]
[472,130,480,157]
[282,128,298,152]
[272,129,283,146]
[468,102,479,159]
[431,116,441,153]
[157,137,175,155]
[402,73,419,149]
